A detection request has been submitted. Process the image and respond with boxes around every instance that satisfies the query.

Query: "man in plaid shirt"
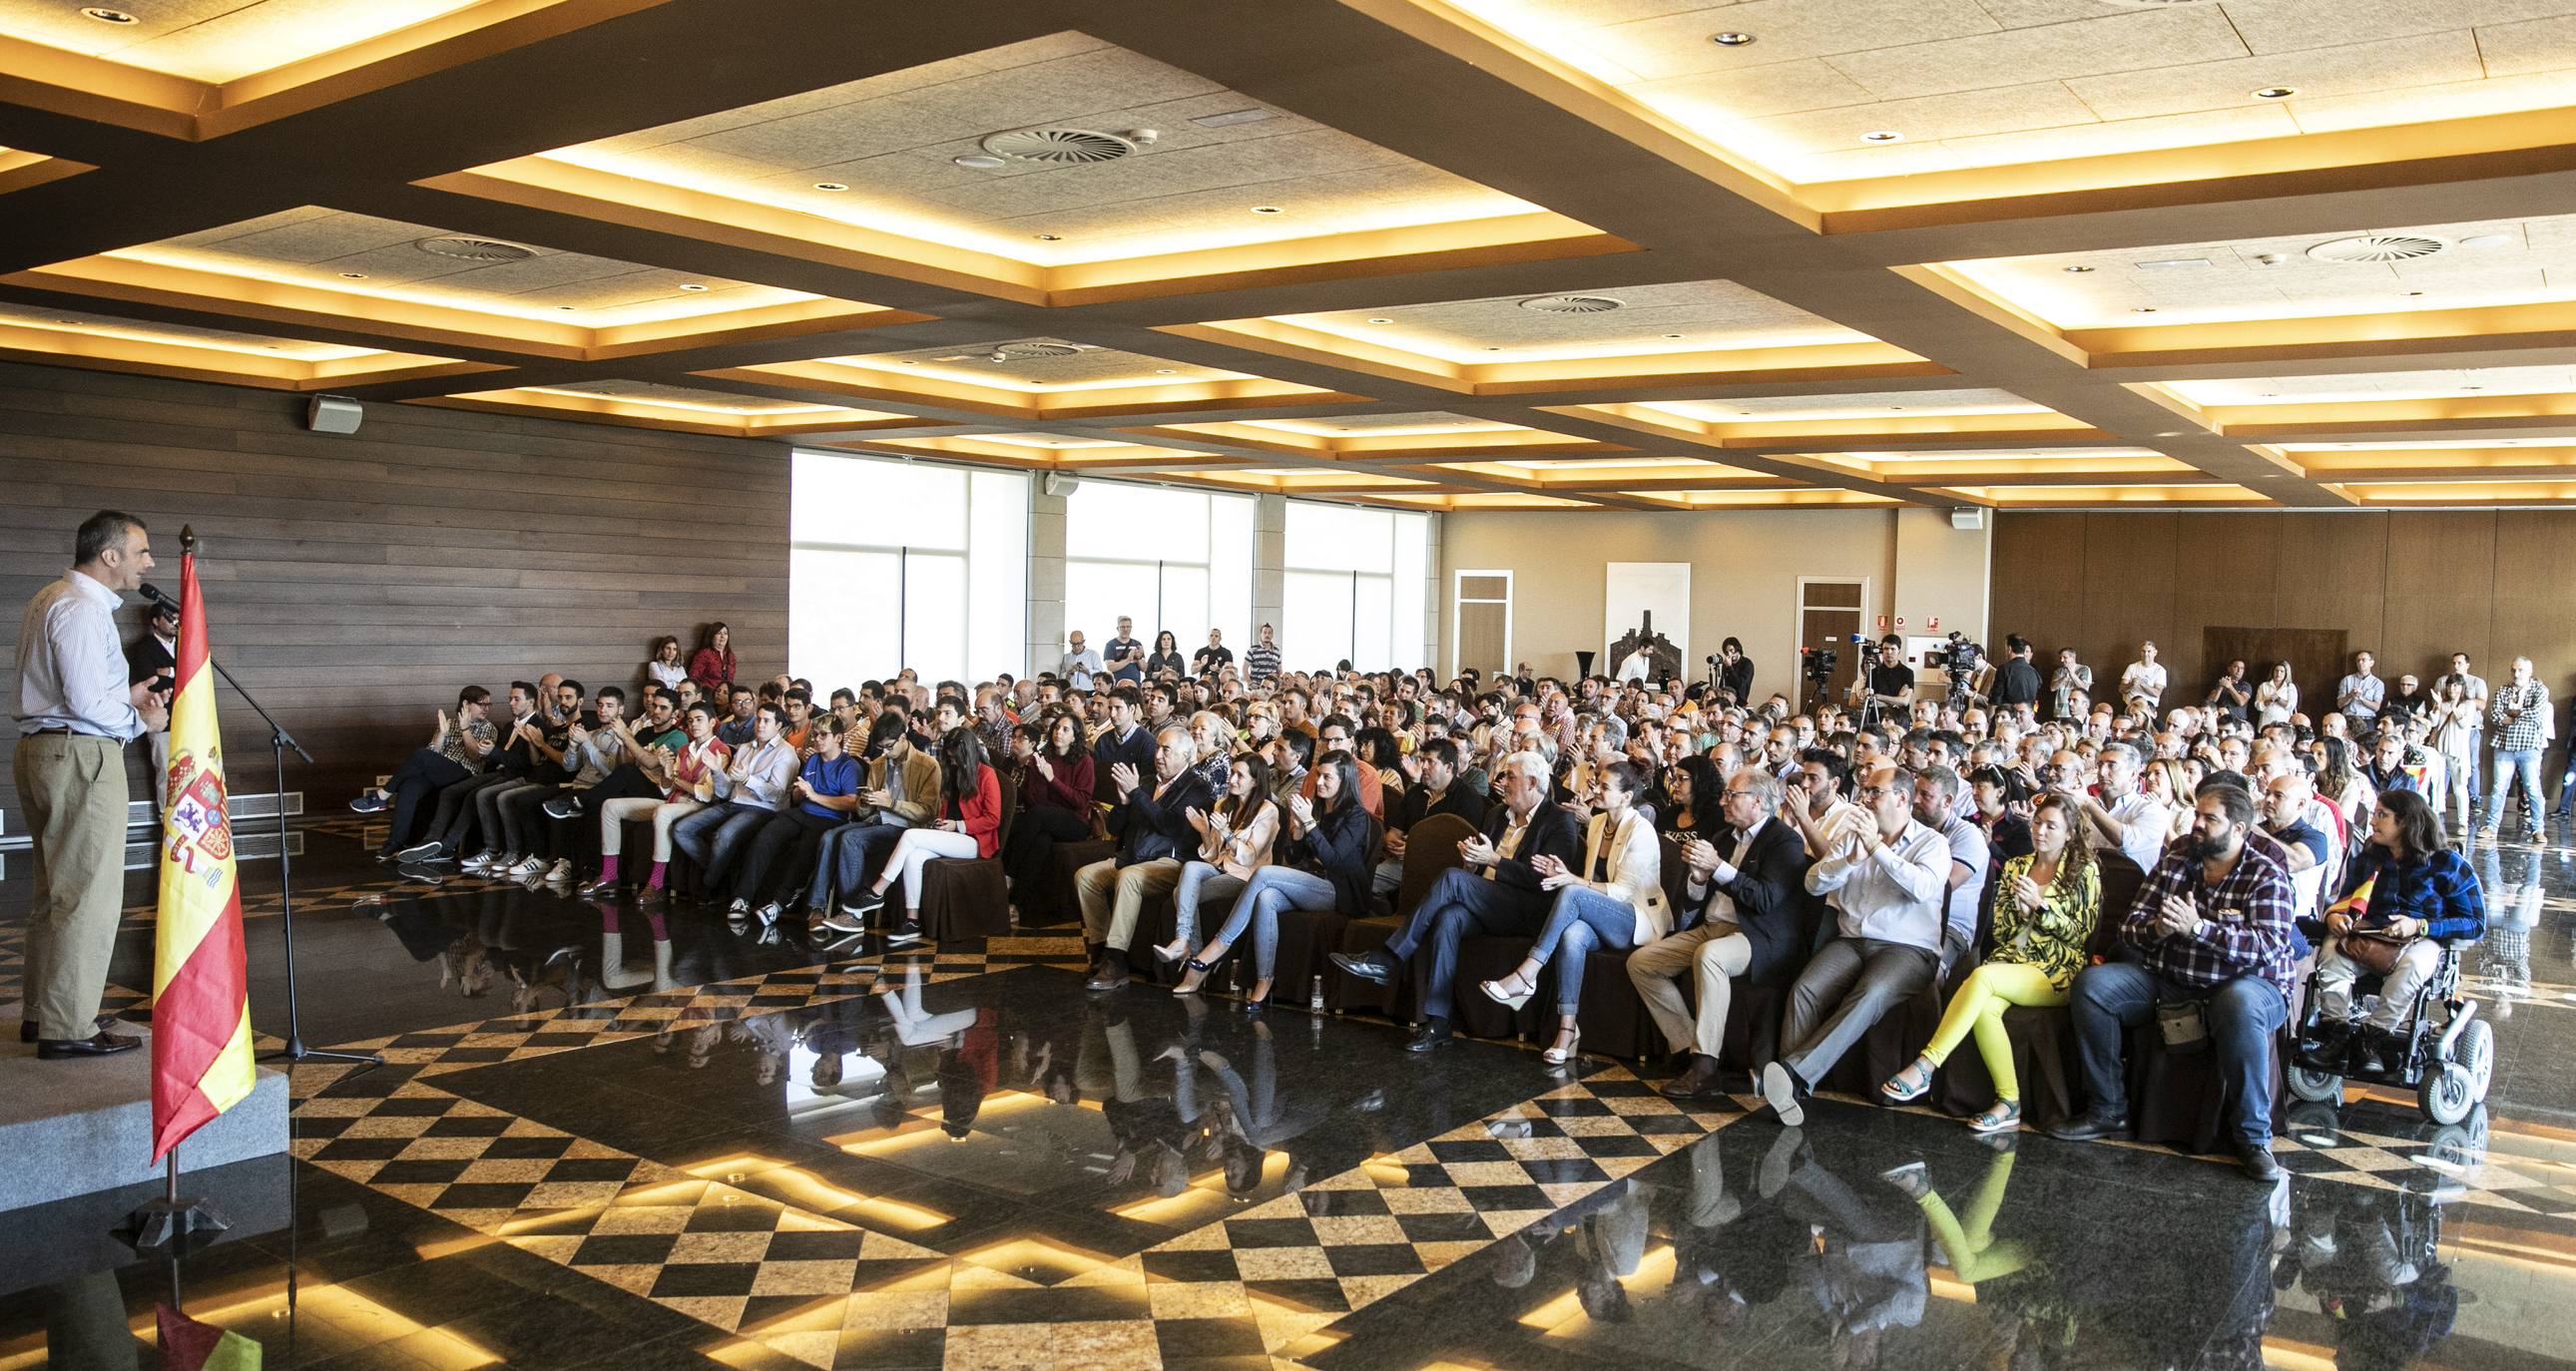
[2051,780,2298,1179]
[2477,655,2552,843]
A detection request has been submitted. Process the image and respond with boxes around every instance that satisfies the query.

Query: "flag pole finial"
[181,525,196,554]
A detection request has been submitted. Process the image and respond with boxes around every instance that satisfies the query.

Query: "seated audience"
[1000,709,1097,911]
[2307,788,2484,1076]
[1477,760,1671,1064]
[354,686,496,857]
[738,723,858,931]
[1156,753,1280,975]
[1076,725,1211,991]
[837,727,1004,946]
[1329,751,1583,1053]
[673,701,795,903]
[2050,781,2296,1179]
[1175,749,1376,1005]
[1759,762,1951,1127]
[586,700,728,900]
[1632,768,1808,1100]
[1882,794,2100,1133]
[810,714,941,934]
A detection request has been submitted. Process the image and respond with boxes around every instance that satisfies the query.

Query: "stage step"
[0,1006,288,1213]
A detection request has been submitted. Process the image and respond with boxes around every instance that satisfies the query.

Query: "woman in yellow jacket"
[1476,759,1671,1066]
[1881,792,2100,1133]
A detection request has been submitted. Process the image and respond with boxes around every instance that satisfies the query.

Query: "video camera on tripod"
[1923,630,1983,705]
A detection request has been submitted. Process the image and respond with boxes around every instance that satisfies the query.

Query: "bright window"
[1062,479,1254,667]
[788,450,1027,687]
[1281,503,1429,672]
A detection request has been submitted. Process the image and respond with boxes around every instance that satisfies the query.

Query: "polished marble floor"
[5,822,2576,1369]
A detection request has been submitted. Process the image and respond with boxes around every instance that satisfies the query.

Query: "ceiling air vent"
[979,128,1137,165]
[416,235,537,262]
[1518,294,1625,313]
[987,341,1085,361]
[2306,233,2448,264]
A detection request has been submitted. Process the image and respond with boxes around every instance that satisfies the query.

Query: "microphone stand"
[148,570,379,1075]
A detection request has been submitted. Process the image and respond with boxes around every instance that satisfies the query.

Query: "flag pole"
[123,1141,230,1248]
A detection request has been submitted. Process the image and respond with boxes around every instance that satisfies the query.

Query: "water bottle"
[1308,975,1325,1015]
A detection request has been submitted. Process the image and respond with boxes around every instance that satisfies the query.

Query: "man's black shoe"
[1661,1054,1727,1101]
[2239,1142,2284,1182]
[21,1014,117,1043]
[1404,1018,1451,1053]
[2045,1108,2129,1142]
[1331,951,1395,985]
[37,1030,143,1059]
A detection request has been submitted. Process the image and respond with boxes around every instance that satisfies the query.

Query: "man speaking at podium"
[13,509,168,1059]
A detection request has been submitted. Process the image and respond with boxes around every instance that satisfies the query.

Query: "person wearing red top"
[842,727,1003,946]
[1002,709,1096,906]
[687,622,737,690]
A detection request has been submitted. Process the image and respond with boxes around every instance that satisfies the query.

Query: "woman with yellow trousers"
[1880,793,2101,1133]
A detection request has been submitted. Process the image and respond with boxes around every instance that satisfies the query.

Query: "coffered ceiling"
[5,0,2576,511]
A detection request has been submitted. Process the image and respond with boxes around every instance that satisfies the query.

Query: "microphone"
[138,581,181,614]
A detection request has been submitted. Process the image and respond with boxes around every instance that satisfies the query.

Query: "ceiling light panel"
[1943,213,2568,329]
[0,0,488,83]
[0,300,383,361]
[113,207,824,326]
[522,32,1557,266]
[1432,0,2576,186]
[1276,277,1869,362]
[823,338,1248,391]
[1640,387,2052,425]
[2165,364,2576,407]
[518,381,846,417]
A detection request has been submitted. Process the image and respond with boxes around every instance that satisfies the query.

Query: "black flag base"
[122,1194,230,1249]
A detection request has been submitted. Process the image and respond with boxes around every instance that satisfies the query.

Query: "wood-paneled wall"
[1992,509,2576,753]
[0,360,789,825]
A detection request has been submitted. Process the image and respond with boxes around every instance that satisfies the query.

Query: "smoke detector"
[979,128,1145,165]
[415,235,538,262]
[1517,294,1625,314]
[985,341,1086,362]
[2306,233,2448,264]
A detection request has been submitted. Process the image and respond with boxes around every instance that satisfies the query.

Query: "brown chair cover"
[914,778,1017,945]
[1393,813,1477,917]
[1039,839,1117,932]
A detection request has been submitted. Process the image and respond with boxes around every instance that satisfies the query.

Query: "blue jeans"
[1382,867,1549,1020]
[1209,865,1336,979]
[802,820,906,911]
[674,802,772,889]
[2481,748,2543,830]
[1172,861,1249,947]
[2068,961,2288,1148]
[1527,886,1638,1014]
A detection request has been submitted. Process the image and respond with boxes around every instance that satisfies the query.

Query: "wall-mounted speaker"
[1949,506,1985,531]
[1042,471,1080,498]
[306,396,363,434]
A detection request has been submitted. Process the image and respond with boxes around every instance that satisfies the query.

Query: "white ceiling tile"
[1629,58,1876,122]
[1745,81,2099,155]
[2218,0,2576,55]
[2065,31,2484,122]
[1824,8,2246,101]
[1580,0,2001,80]
[2475,13,2576,77]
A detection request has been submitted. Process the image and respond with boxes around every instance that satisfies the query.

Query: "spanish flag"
[2327,875,2374,920]
[150,549,257,1163]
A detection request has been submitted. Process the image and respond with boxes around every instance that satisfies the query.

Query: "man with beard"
[2051,781,2296,1179]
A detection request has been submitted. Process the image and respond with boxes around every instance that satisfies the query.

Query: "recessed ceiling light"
[1485,347,1504,352]
[2134,257,2212,270]
[677,282,708,291]
[2458,231,2516,247]
[1250,206,1285,215]
[1034,232,1061,240]
[1710,30,1755,45]
[898,359,919,365]
[1661,333,1683,339]
[2131,306,2158,312]
[337,271,367,279]
[2403,290,2425,296]
[556,305,576,311]
[1365,317,1394,324]
[2252,86,2298,99]
[1859,130,1903,143]
[811,182,849,192]
[2062,265,2095,273]
[80,6,136,23]
[952,155,1007,170]
[1154,368,1177,374]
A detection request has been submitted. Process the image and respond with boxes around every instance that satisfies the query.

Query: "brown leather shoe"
[1660,1055,1728,1101]
[37,1030,143,1059]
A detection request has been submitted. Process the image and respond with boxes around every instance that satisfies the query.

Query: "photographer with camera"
[1846,635,1916,727]
[1926,630,1983,711]
[1709,637,1754,706]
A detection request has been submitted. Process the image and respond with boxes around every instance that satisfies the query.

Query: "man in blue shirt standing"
[14,510,167,1059]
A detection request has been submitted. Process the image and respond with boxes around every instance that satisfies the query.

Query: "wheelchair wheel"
[2286,1065,2344,1104]
[2455,1017,2495,1102]
[2420,1059,2478,1126]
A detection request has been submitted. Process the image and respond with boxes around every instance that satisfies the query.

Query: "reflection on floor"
[3,826,2575,1369]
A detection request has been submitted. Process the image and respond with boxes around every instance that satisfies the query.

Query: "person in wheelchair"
[2306,789,2485,1077]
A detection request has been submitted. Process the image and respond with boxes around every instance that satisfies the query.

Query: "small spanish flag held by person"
[2327,876,2374,921]
[150,547,257,1163]
[157,1302,262,1370]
